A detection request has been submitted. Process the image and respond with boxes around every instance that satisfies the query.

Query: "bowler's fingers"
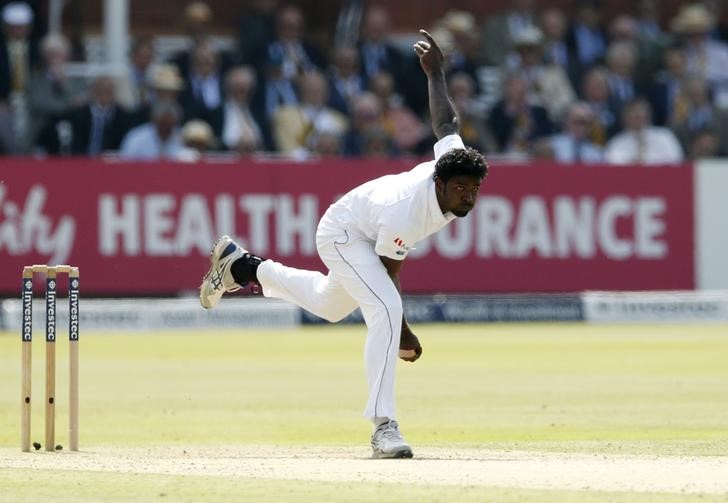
[419,29,439,49]
[398,348,422,362]
[399,348,417,359]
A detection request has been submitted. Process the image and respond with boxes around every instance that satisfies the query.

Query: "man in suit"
[604,41,640,123]
[549,101,604,163]
[540,7,580,87]
[273,70,348,156]
[168,2,233,81]
[566,0,607,80]
[238,0,278,66]
[479,0,537,66]
[580,67,620,145]
[488,72,554,154]
[178,42,224,124]
[357,6,416,109]
[327,45,365,115]
[261,5,323,81]
[650,45,688,127]
[210,65,271,153]
[27,33,86,149]
[62,76,131,155]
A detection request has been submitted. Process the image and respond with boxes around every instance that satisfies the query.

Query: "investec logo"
[22,281,32,341]
[69,279,79,341]
[46,281,56,341]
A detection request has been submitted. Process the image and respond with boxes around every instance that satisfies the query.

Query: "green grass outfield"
[1,323,727,502]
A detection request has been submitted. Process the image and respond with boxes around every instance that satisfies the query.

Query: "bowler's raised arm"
[413,29,459,139]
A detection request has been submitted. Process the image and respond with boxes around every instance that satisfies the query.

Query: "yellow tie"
[11,47,26,92]
[635,131,646,163]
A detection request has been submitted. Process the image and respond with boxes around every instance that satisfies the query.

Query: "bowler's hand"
[413,29,445,76]
[399,326,423,362]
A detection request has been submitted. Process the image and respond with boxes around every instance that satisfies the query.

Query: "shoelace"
[377,422,403,442]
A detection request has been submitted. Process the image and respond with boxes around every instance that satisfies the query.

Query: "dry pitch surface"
[2,446,728,496]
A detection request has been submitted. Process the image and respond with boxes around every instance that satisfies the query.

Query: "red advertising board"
[0,159,694,295]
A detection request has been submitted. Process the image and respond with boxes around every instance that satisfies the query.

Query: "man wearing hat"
[479,0,538,66]
[671,3,728,105]
[128,63,186,127]
[507,25,576,123]
[0,1,38,101]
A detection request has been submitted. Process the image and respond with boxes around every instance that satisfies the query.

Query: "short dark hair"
[434,147,489,184]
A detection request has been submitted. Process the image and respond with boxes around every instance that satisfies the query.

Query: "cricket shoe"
[199,235,247,309]
[371,420,413,459]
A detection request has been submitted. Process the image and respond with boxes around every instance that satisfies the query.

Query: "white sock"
[374,416,390,427]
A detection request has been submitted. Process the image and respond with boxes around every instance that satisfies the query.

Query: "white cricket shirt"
[320,134,466,260]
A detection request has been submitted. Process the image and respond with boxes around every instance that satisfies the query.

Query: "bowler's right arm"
[413,29,459,140]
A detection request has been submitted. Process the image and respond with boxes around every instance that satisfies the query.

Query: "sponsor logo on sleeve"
[393,237,409,256]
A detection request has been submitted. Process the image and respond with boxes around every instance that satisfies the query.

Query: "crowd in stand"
[1,0,728,164]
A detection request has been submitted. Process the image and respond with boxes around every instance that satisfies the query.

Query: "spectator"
[447,72,496,152]
[0,1,37,101]
[671,3,728,106]
[117,36,155,112]
[327,45,365,116]
[604,41,639,118]
[608,14,663,91]
[49,75,131,156]
[650,46,689,127]
[119,100,185,160]
[357,6,407,91]
[272,70,347,156]
[179,42,224,123]
[580,67,620,144]
[507,25,576,122]
[0,104,11,152]
[0,1,38,152]
[605,99,683,165]
[169,1,233,79]
[370,71,425,154]
[479,0,537,66]
[263,5,322,82]
[688,129,722,158]
[260,50,299,120]
[635,0,665,43]
[702,0,728,43]
[549,102,604,163]
[540,7,580,86]
[179,119,216,160]
[129,63,185,127]
[342,92,392,157]
[530,137,556,160]
[671,76,728,153]
[488,72,554,154]
[309,130,342,157]
[360,126,393,159]
[238,0,279,66]
[27,33,85,150]
[216,66,269,153]
[566,0,607,78]
[438,10,481,91]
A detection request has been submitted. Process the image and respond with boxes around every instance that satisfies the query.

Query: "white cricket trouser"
[256,222,402,421]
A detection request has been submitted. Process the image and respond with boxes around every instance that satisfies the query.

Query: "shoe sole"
[372,448,413,459]
[199,236,233,309]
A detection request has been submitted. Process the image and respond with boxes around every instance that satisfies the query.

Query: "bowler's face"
[437,175,482,217]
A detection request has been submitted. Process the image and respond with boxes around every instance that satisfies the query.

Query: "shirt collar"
[428,177,455,227]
